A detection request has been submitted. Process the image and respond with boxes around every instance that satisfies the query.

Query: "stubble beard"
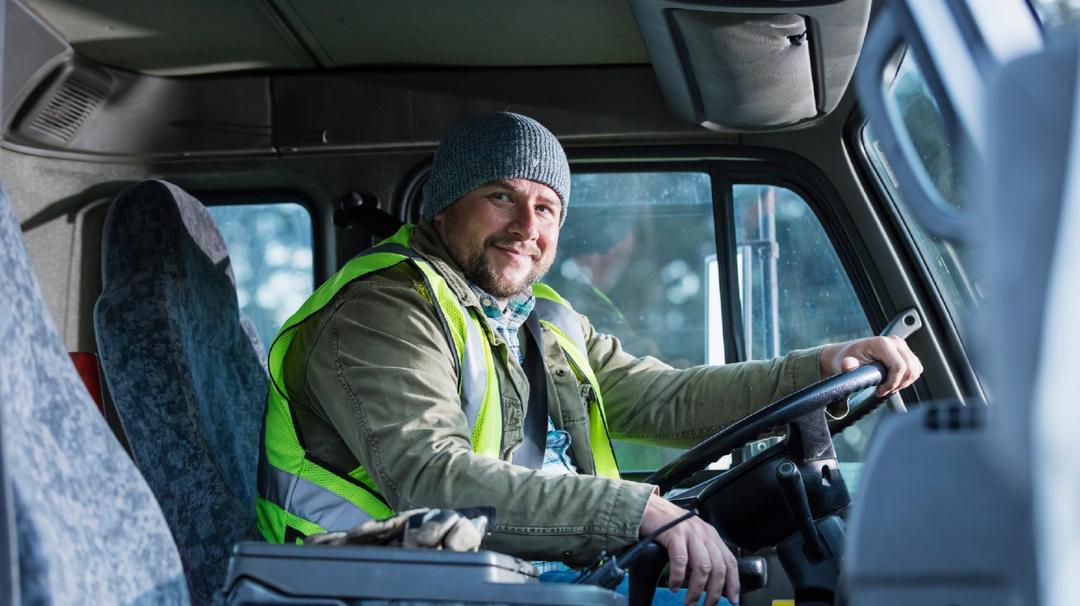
[440,216,553,299]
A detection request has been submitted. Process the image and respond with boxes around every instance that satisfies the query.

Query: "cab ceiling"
[4,0,872,159]
[23,0,651,75]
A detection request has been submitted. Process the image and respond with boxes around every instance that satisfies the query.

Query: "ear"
[431,210,449,240]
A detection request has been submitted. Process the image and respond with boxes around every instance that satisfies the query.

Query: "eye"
[489,192,512,203]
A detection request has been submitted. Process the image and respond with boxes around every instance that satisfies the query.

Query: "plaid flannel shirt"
[470,285,578,476]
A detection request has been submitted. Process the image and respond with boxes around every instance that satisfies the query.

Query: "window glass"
[1031,0,1080,29]
[207,202,315,349]
[890,52,962,211]
[546,171,713,471]
[862,51,980,333]
[733,184,871,359]
[733,184,874,490]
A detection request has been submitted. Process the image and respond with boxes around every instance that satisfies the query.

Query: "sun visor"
[630,0,871,132]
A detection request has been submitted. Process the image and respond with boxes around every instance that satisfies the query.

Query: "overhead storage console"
[629,0,871,131]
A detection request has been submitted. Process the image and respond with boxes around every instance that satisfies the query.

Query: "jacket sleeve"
[302,271,654,565]
[583,313,825,449]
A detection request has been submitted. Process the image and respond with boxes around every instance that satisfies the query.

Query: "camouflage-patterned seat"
[0,181,190,605]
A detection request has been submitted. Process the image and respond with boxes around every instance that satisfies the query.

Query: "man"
[257,112,922,606]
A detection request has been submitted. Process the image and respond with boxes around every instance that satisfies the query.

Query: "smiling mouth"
[491,244,537,261]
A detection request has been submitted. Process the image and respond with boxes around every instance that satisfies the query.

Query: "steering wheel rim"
[644,363,888,493]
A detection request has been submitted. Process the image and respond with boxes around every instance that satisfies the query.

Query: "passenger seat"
[94,180,268,605]
[0,182,190,604]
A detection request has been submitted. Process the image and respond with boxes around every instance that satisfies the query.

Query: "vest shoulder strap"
[362,242,461,378]
[532,282,588,358]
[267,225,463,397]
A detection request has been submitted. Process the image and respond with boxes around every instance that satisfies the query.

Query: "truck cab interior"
[0,0,1074,605]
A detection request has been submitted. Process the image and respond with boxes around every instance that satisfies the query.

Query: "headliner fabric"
[95,180,267,605]
[0,182,189,605]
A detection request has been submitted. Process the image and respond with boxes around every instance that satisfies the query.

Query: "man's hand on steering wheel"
[819,336,923,397]
[640,493,739,606]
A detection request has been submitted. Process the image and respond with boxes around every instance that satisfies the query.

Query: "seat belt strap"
[512,313,548,470]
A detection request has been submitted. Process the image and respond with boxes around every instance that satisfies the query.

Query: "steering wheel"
[646,306,922,495]
[622,363,890,606]
[621,310,922,605]
[645,362,887,493]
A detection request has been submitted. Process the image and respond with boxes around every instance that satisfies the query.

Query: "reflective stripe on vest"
[258,454,372,532]
[257,225,617,543]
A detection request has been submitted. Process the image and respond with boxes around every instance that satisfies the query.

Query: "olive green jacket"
[281,221,823,565]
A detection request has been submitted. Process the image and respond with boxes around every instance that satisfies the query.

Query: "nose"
[507,201,540,240]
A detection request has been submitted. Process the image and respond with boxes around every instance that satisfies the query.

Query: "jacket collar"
[408,220,487,313]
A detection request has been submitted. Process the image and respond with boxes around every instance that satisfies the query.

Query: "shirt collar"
[470,284,534,332]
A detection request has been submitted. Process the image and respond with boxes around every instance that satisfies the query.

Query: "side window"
[547,171,714,471]
[550,174,877,477]
[206,201,315,349]
[731,184,874,489]
[862,50,978,331]
[732,184,871,359]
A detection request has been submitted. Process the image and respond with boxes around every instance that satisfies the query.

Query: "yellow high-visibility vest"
[256,224,619,543]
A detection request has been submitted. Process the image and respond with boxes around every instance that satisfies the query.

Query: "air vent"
[924,403,984,432]
[28,77,107,144]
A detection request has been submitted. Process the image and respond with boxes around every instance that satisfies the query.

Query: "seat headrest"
[102,179,235,287]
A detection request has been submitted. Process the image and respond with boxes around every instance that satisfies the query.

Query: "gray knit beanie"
[421,112,571,225]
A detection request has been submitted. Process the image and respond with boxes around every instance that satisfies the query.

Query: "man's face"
[433,178,562,302]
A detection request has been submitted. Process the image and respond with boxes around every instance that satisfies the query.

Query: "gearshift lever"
[776,460,828,561]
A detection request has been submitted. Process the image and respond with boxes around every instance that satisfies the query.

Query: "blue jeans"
[539,569,732,606]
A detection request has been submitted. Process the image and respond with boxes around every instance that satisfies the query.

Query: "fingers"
[840,356,860,372]
[892,335,924,391]
[642,496,738,606]
[877,346,906,397]
[701,536,738,606]
[721,542,739,605]
[875,335,925,396]
[683,534,711,606]
[665,522,737,606]
[666,535,689,593]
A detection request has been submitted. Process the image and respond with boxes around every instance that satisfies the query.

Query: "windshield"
[860,51,980,336]
[1031,0,1080,29]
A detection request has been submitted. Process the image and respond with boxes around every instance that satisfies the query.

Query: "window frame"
[844,110,986,404]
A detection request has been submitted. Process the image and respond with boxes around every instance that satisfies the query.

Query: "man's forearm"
[591,325,825,449]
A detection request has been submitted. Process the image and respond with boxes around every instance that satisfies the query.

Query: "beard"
[439,215,553,299]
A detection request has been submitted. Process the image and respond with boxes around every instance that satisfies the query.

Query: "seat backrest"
[94,180,268,605]
[0,183,190,605]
